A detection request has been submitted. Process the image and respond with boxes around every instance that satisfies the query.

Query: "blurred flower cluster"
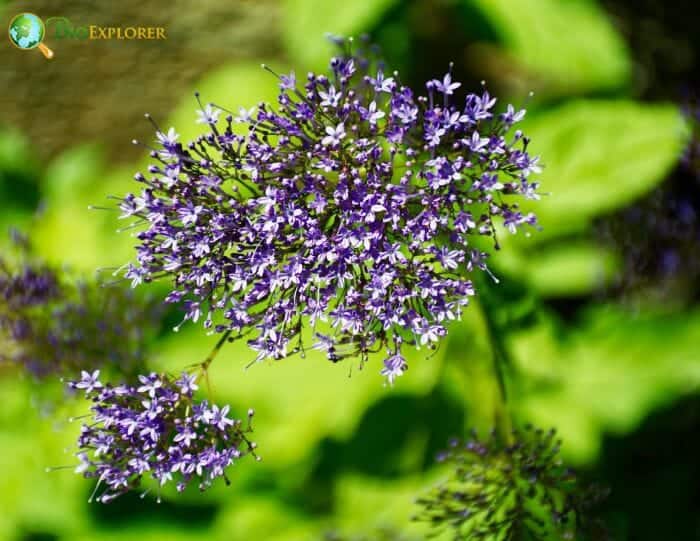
[69,369,259,503]
[682,92,700,178]
[414,426,608,540]
[596,184,700,302]
[594,95,700,303]
[119,37,540,383]
[0,231,159,380]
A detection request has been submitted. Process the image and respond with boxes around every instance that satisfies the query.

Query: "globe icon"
[8,13,53,58]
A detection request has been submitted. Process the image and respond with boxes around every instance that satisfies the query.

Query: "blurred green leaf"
[518,100,688,239]
[470,0,631,94]
[215,497,315,541]
[41,144,104,203]
[510,306,700,463]
[332,472,449,540]
[154,325,445,469]
[0,127,35,174]
[493,240,620,297]
[0,378,88,540]
[30,144,129,272]
[71,525,214,541]
[167,61,284,143]
[0,126,40,231]
[283,0,399,70]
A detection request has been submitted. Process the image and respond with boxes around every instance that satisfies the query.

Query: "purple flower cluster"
[119,38,540,382]
[0,232,158,379]
[69,370,258,503]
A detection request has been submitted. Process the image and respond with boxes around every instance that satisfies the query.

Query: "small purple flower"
[322,122,346,146]
[364,101,385,124]
[136,372,163,397]
[74,370,103,393]
[380,353,407,386]
[432,72,461,95]
[156,127,179,146]
[279,71,296,90]
[500,104,526,125]
[196,103,221,125]
[319,85,341,108]
[176,372,199,395]
[370,70,395,93]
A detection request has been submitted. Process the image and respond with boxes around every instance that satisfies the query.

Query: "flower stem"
[477,282,514,443]
[200,329,233,371]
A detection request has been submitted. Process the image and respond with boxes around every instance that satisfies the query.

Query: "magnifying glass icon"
[8,13,54,59]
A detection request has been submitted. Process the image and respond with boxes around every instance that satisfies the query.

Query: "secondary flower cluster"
[119,38,540,382]
[69,370,258,503]
[0,231,157,380]
[414,427,607,540]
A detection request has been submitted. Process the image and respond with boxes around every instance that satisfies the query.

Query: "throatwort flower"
[68,370,259,503]
[119,37,540,383]
[0,231,158,379]
[414,426,607,540]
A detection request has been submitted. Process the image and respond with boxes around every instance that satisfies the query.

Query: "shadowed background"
[1,1,700,540]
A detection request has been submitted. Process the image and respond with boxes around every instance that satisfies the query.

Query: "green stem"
[478,282,514,443]
[201,329,233,371]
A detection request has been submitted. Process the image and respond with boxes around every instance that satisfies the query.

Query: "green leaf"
[519,100,688,239]
[493,240,620,297]
[510,307,700,463]
[0,127,40,230]
[469,0,631,94]
[30,144,123,271]
[41,143,104,202]
[282,0,399,70]
[167,61,284,143]
[153,325,445,468]
[215,497,316,541]
[332,472,449,540]
[0,379,88,538]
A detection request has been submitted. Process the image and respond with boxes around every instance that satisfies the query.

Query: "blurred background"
[1,0,700,539]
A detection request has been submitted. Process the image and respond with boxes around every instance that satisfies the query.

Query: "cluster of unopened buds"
[414,426,607,540]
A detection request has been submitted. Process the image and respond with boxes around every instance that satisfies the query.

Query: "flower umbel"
[68,370,259,503]
[118,37,540,382]
[413,426,607,540]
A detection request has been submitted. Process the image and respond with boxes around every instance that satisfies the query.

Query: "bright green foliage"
[0,1,695,539]
[492,100,688,297]
[283,0,399,70]
[494,240,621,297]
[510,307,700,462]
[154,324,446,468]
[469,0,631,95]
[520,100,688,236]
